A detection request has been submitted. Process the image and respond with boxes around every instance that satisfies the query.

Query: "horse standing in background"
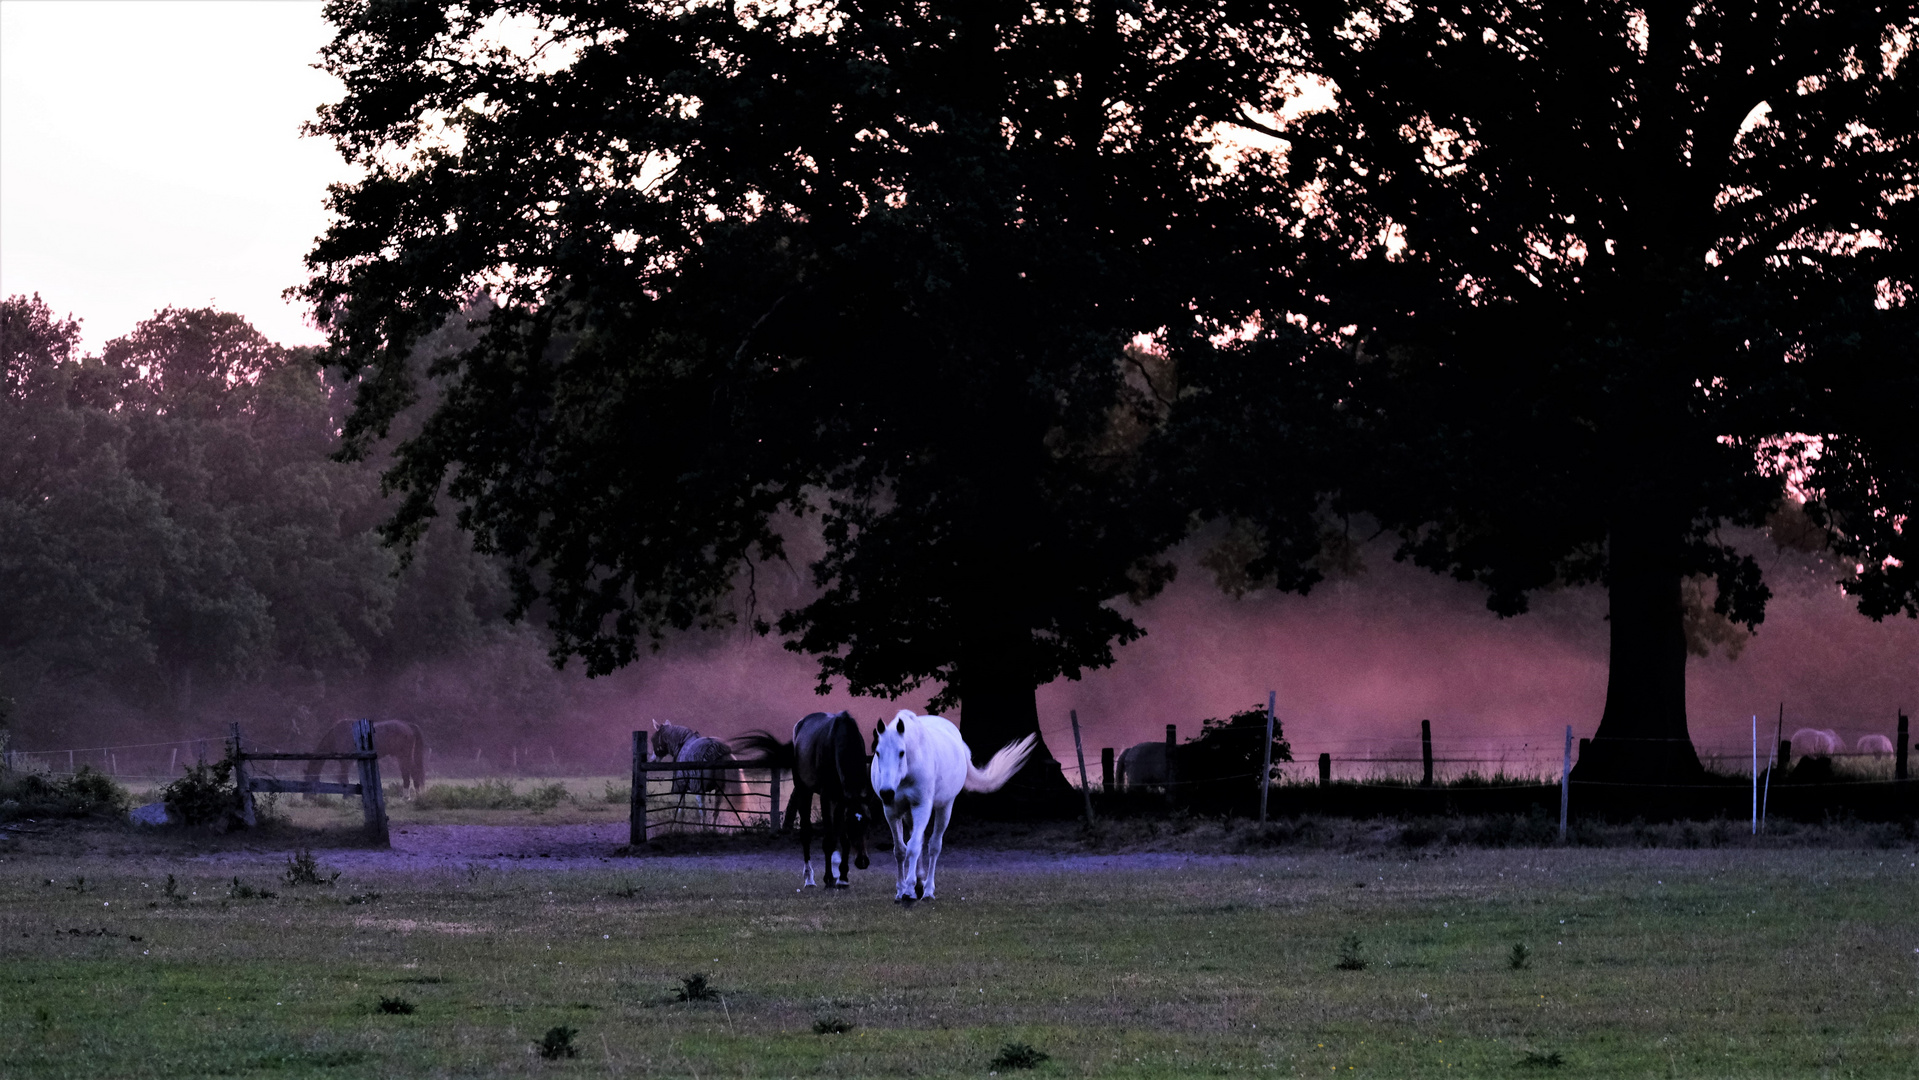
[869,710,1035,904]
[651,720,741,828]
[304,719,426,799]
[735,711,874,890]
[1117,741,1170,792]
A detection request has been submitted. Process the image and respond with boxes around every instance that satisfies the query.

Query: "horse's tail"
[731,730,794,769]
[964,733,1038,793]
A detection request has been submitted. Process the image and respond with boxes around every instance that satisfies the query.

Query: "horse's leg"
[897,798,931,903]
[826,798,850,888]
[887,805,912,900]
[919,799,953,901]
[797,788,817,889]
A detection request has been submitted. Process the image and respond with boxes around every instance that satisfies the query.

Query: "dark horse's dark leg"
[794,786,817,890]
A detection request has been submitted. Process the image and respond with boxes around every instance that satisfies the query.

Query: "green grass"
[1,844,1916,1076]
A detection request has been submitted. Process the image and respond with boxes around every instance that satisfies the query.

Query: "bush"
[161,756,239,827]
[537,1026,579,1059]
[0,765,130,822]
[1179,705,1292,814]
[989,1042,1050,1070]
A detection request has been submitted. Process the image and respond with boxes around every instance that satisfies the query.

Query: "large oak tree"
[299,0,1298,790]
[1198,1,1917,782]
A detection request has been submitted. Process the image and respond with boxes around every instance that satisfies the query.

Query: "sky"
[0,0,350,351]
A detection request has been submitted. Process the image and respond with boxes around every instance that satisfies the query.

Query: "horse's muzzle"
[877,788,894,805]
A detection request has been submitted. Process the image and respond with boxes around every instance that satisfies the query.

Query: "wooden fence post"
[1070,710,1094,824]
[230,722,257,828]
[1101,747,1115,793]
[1558,725,1572,841]
[1420,719,1434,787]
[1318,752,1331,787]
[353,720,389,845]
[1164,724,1178,807]
[630,731,646,846]
[1898,711,1909,781]
[1260,691,1276,825]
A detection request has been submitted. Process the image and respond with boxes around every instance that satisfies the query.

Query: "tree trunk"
[953,604,1077,819]
[1571,513,1703,785]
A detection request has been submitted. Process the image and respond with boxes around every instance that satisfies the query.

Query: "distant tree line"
[0,294,572,752]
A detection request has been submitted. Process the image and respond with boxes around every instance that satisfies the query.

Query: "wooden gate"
[229,720,389,845]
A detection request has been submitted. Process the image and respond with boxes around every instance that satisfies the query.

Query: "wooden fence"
[229,720,388,844]
[627,732,782,844]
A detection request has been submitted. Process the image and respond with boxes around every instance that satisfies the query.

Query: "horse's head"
[651,721,693,761]
[870,710,914,808]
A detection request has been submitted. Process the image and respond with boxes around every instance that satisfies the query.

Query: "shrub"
[229,877,278,900]
[162,756,239,827]
[813,1015,853,1035]
[1509,943,1532,970]
[377,996,415,1015]
[0,766,130,822]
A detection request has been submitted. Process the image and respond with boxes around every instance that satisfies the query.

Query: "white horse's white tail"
[964,733,1037,793]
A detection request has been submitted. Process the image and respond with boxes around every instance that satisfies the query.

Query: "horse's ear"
[895,718,905,735]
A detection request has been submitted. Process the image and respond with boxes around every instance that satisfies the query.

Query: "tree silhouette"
[299,0,1298,787]
[1198,1,1917,782]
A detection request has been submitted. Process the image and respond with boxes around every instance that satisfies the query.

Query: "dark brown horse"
[304,719,427,796]
[736,712,873,889]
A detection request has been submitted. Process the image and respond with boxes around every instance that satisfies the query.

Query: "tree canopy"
[300,0,1315,774]
[1188,1,1917,781]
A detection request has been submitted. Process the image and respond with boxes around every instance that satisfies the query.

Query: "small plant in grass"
[161,874,186,903]
[609,880,640,898]
[813,1015,853,1035]
[161,754,239,827]
[537,1025,580,1059]
[673,973,719,1001]
[1520,1048,1566,1067]
[64,875,87,894]
[603,781,629,804]
[989,1042,1050,1070]
[377,995,415,1015]
[1335,932,1368,971]
[283,849,340,887]
[1509,942,1532,969]
[228,877,278,900]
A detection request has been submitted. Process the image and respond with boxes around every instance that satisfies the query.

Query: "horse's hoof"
[854,855,870,869]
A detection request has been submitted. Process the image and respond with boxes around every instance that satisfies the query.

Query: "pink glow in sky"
[0,1,352,351]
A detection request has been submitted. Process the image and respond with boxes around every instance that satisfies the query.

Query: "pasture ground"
[1,809,1916,1079]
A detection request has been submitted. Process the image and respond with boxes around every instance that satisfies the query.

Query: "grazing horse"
[303,719,426,798]
[1117,741,1170,792]
[869,710,1035,905]
[651,721,739,828]
[735,712,874,890]
[1856,734,1895,756]
[1791,727,1843,759]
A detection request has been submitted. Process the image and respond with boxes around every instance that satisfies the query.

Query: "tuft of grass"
[161,874,185,903]
[536,1025,579,1059]
[376,996,415,1015]
[1335,932,1368,971]
[228,877,277,900]
[63,876,87,894]
[812,1015,853,1035]
[602,781,630,804]
[989,1042,1050,1070]
[282,849,339,888]
[1520,1049,1566,1068]
[1509,942,1532,970]
[673,973,719,1002]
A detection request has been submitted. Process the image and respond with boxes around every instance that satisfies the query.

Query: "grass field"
[2,817,1916,1078]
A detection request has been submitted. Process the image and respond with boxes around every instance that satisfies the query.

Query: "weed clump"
[1509,942,1532,969]
[1520,1048,1566,1067]
[161,874,186,903]
[376,996,415,1015]
[536,1025,579,1059]
[282,849,339,887]
[673,973,719,1002]
[989,1042,1050,1070]
[228,877,278,900]
[813,1015,853,1035]
[1335,932,1368,971]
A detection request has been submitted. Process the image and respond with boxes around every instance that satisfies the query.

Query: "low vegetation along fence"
[229,721,389,844]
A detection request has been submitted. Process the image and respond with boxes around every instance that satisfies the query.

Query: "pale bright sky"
[0,0,353,352]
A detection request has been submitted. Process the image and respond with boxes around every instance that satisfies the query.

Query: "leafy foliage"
[989,1042,1050,1070]
[0,765,128,822]
[160,756,238,828]
[672,974,719,1003]
[536,1025,579,1059]
[281,849,339,888]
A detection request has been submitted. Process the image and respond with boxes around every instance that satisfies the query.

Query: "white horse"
[1790,728,1843,758]
[1855,734,1895,756]
[869,710,1035,905]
